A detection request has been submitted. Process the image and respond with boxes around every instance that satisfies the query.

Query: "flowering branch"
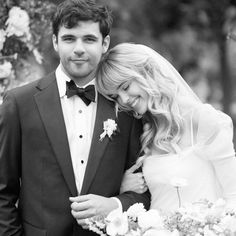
[0,0,56,103]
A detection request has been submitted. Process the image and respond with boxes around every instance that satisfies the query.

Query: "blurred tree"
[182,0,236,115]
[143,0,236,115]
[47,0,236,115]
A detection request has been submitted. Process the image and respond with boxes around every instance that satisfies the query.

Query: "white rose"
[125,229,142,236]
[203,226,218,236]
[104,119,117,137]
[100,119,117,140]
[127,203,146,220]
[143,229,173,236]
[171,229,180,236]
[208,199,226,217]
[106,209,129,236]
[5,6,31,39]
[138,209,163,230]
[0,29,6,51]
[0,61,13,79]
[220,215,236,232]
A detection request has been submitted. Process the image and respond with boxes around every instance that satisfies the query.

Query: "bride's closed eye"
[118,82,130,92]
[110,94,118,100]
[122,83,130,91]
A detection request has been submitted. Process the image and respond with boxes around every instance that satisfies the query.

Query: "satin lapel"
[81,94,116,194]
[34,76,77,196]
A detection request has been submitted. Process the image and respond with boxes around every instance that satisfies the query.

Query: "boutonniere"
[100,119,118,141]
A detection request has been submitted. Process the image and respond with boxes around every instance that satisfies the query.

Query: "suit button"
[79,135,83,138]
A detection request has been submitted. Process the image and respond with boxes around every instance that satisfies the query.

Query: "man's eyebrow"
[83,34,99,38]
[60,34,74,38]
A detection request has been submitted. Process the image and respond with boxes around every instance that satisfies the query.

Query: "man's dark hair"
[52,0,112,39]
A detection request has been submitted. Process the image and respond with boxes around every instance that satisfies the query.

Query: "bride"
[96,43,236,212]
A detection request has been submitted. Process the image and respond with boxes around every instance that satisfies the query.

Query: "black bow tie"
[66,80,95,106]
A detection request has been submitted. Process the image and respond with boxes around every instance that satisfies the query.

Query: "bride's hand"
[120,163,148,194]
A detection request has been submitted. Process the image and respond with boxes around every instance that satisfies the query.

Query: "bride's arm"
[120,163,148,194]
[208,119,236,208]
[195,105,236,208]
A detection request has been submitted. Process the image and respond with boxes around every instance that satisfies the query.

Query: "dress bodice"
[143,146,221,212]
[142,104,236,212]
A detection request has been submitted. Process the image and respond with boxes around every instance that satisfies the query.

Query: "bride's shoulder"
[195,103,232,126]
[193,103,233,143]
[193,104,235,161]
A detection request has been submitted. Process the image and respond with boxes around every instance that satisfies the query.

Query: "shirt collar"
[55,64,97,101]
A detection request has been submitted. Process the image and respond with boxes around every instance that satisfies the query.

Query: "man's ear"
[102,35,110,54]
[52,34,58,52]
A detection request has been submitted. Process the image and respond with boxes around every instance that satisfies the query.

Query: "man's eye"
[62,37,74,42]
[85,37,97,42]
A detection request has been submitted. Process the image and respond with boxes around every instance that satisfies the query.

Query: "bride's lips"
[129,97,140,108]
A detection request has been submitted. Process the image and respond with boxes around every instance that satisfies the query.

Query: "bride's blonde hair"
[96,43,184,154]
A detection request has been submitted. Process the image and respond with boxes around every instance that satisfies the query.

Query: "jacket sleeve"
[116,116,151,211]
[0,92,23,236]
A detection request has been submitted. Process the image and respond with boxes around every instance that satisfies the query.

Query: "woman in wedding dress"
[96,42,236,212]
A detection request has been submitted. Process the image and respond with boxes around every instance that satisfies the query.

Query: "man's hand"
[70,194,118,227]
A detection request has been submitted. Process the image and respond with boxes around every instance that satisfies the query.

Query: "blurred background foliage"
[5,0,236,142]
[49,0,236,144]
[48,0,236,113]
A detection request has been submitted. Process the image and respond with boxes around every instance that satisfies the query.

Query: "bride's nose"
[118,91,129,105]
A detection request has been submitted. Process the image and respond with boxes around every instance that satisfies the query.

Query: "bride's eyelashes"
[118,81,130,92]
[122,83,130,91]
[109,93,118,100]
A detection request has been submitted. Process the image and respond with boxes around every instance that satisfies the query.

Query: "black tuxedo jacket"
[0,73,150,236]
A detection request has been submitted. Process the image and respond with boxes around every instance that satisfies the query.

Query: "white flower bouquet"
[85,200,236,236]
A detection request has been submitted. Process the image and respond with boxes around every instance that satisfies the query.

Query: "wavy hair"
[96,43,184,154]
[52,0,112,39]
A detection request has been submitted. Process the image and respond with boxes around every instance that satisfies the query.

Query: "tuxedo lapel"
[34,74,77,196]
[81,93,116,194]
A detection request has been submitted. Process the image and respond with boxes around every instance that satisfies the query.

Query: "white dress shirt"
[55,65,122,211]
[56,65,97,193]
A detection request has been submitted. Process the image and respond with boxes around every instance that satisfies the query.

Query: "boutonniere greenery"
[100,119,118,141]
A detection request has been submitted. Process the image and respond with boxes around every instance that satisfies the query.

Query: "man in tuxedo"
[0,0,150,235]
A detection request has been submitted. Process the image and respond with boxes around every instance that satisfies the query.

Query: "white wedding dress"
[143,103,236,212]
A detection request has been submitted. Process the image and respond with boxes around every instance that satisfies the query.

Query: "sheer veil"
[134,44,204,163]
[139,44,202,106]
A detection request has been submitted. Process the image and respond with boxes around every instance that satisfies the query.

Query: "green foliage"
[0,0,56,59]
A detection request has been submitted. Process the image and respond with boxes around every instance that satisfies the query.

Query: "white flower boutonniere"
[100,119,117,141]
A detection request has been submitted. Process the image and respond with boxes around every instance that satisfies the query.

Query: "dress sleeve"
[194,104,236,208]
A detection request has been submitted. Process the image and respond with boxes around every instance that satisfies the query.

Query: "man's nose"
[74,40,85,55]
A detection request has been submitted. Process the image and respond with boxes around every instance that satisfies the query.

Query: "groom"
[0,0,150,236]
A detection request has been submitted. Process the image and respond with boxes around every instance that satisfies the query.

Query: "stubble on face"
[53,21,110,86]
